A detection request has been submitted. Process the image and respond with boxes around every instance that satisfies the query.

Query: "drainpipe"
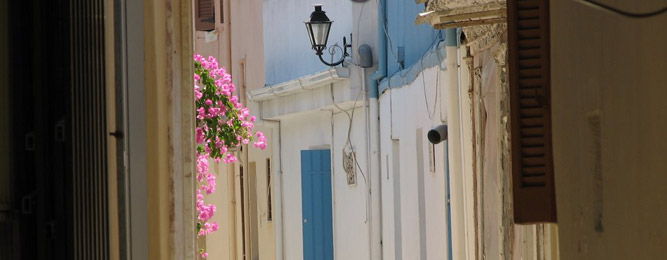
[444,28,466,260]
[369,0,387,99]
[363,68,382,260]
[362,0,387,260]
[368,80,382,260]
[445,143,453,260]
[368,0,386,259]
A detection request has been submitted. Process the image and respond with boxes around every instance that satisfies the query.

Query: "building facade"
[192,0,276,259]
[3,0,666,259]
[253,1,375,259]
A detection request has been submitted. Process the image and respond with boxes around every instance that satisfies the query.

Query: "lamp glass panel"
[305,23,315,49]
[311,22,331,47]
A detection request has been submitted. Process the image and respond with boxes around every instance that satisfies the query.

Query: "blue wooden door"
[301,150,334,260]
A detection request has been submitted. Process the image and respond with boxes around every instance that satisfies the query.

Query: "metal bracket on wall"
[109,131,124,139]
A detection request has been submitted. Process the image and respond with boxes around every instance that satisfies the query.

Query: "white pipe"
[445,29,467,260]
[456,39,472,259]
[370,99,382,260]
[329,109,339,258]
[363,70,372,260]
[440,58,447,123]
[363,69,382,260]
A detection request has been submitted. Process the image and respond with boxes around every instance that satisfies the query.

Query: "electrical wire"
[325,2,371,225]
[353,2,372,224]
[340,0,368,67]
[397,31,443,79]
[378,0,445,78]
[356,1,366,54]
[328,3,371,189]
[381,15,400,64]
[329,78,370,223]
[375,0,400,66]
[420,57,439,120]
[329,63,368,188]
[354,151,368,191]
[579,0,667,18]
[387,34,443,126]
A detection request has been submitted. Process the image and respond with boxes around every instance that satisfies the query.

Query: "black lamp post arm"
[316,36,352,67]
[318,53,345,67]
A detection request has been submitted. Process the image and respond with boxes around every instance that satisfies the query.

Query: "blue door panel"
[301,150,333,260]
[301,151,313,260]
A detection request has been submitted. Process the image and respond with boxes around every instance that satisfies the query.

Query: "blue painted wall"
[263,0,353,85]
[385,0,440,76]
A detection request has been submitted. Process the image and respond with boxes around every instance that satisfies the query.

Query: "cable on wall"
[420,58,438,120]
[579,0,667,18]
[329,83,368,186]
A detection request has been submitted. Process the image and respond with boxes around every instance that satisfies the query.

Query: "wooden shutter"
[507,0,556,223]
[195,0,215,31]
[71,0,111,257]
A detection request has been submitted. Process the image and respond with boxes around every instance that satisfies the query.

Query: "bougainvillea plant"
[194,54,267,258]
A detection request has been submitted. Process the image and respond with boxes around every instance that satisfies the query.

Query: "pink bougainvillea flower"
[196,128,205,144]
[194,54,266,259]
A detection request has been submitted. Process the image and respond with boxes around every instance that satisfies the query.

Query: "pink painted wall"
[194,0,265,94]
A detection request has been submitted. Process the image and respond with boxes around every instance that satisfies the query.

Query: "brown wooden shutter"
[71,0,111,257]
[507,0,556,223]
[195,0,215,31]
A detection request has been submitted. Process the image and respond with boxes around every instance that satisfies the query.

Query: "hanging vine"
[194,54,267,258]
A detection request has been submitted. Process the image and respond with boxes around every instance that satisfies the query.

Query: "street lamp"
[304,4,351,67]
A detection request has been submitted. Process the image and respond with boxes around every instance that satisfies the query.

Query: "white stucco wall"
[279,106,373,260]
[378,66,450,260]
[253,1,379,258]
